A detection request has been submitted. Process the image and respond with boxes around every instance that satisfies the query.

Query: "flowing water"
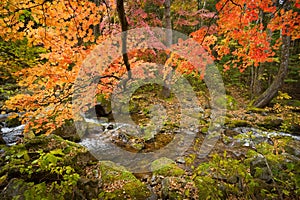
[2,115,300,161]
[1,124,25,146]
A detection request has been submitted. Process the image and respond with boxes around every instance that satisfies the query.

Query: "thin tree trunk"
[250,9,264,100]
[164,0,172,47]
[93,0,100,38]
[253,34,290,107]
[250,64,263,100]
[116,0,131,79]
[162,0,172,98]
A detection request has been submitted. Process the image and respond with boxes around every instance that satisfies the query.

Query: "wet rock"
[107,124,114,130]
[1,125,24,146]
[0,132,5,145]
[261,112,268,116]
[149,175,160,186]
[176,157,186,164]
[86,122,105,134]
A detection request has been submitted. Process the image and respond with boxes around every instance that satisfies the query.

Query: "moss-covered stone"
[0,135,151,199]
[51,120,81,142]
[246,107,267,114]
[0,178,35,200]
[151,157,185,177]
[226,119,251,128]
[98,161,150,199]
[257,116,283,130]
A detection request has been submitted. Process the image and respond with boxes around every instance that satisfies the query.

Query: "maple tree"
[212,0,300,107]
[1,0,112,134]
[1,0,299,136]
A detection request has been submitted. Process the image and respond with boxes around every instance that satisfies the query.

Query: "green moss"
[99,181,150,200]
[161,177,198,199]
[151,157,185,177]
[226,119,250,128]
[98,161,150,199]
[51,120,81,142]
[201,126,208,134]
[257,116,283,130]
[247,107,266,113]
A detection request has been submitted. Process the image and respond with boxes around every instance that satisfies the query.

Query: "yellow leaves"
[277,91,292,100]
[5,94,34,112]
[27,20,34,28]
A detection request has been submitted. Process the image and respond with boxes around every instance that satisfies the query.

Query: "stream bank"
[0,84,300,199]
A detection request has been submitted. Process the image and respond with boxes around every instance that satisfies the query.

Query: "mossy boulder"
[246,107,267,114]
[98,161,150,199]
[257,116,283,130]
[285,140,300,158]
[51,120,81,142]
[151,157,185,177]
[0,178,48,200]
[0,134,150,199]
[226,119,251,128]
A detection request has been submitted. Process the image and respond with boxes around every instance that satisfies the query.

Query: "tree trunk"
[253,34,290,107]
[116,0,131,80]
[93,0,100,38]
[162,0,172,98]
[164,0,172,47]
[250,64,264,100]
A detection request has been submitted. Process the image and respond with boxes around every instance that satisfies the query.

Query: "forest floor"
[0,79,300,199]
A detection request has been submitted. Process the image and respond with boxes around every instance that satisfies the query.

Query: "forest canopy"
[0,0,299,135]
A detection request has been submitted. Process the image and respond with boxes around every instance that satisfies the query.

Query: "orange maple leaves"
[213,0,300,72]
[3,0,111,135]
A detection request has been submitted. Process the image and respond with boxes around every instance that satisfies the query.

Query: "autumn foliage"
[214,0,300,71]
[1,0,299,135]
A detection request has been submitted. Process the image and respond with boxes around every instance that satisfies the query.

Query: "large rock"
[51,120,81,142]
[97,161,150,199]
[151,157,185,177]
[258,117,283,130]
[0,134,150,199]
[250,154,272,182]
[285,140,300,158]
